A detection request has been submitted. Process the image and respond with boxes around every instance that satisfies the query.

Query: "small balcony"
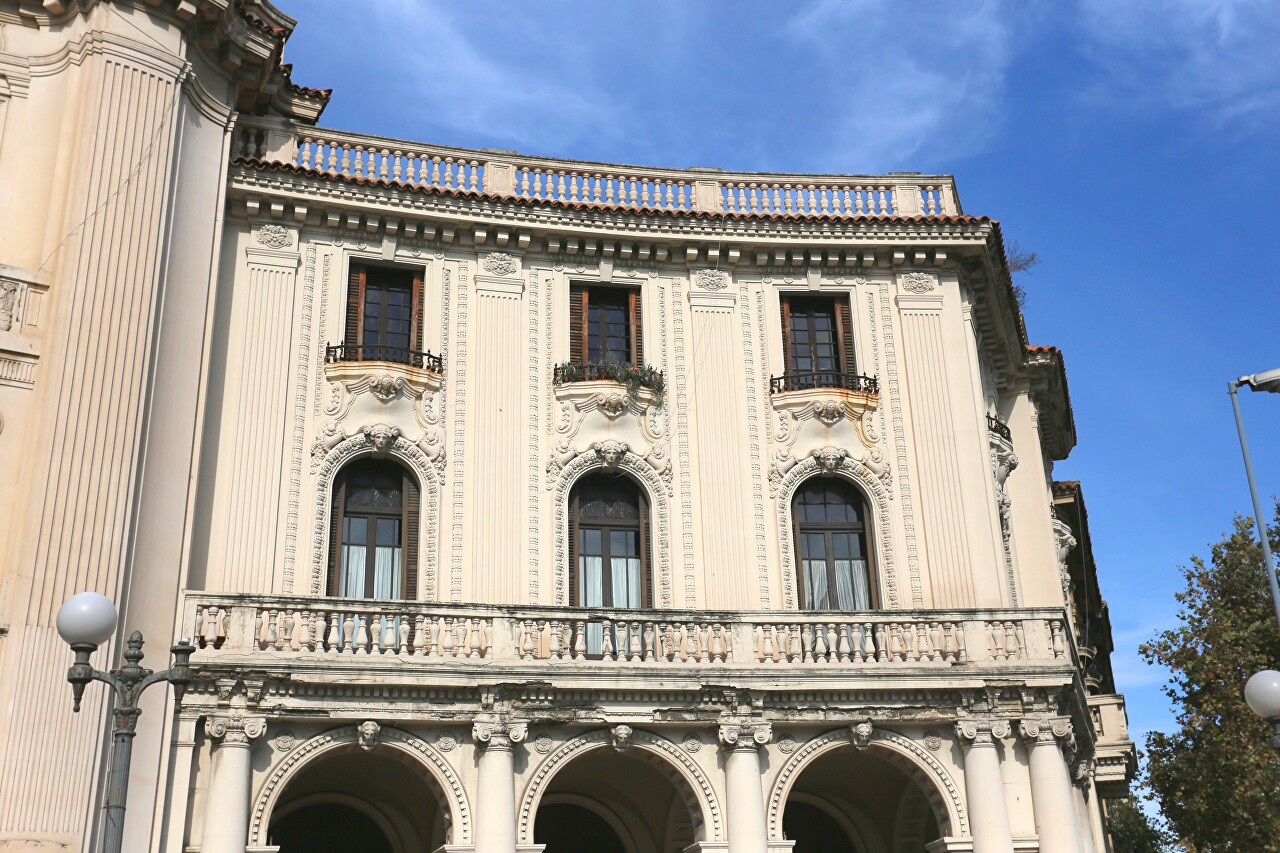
[769,371,878,395]
[986,414,1012,442]
[326,342,443,373]
[181,592,1076,685]
[553,361,665,397]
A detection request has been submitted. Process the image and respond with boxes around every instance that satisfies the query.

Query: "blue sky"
[276,0,1280,778]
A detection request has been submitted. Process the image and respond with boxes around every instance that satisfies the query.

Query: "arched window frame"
[567,472,653,611]
[790,475,878,611]
[327,458,421,600]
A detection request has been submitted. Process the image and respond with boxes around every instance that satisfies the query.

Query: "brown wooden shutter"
[630,289,644,366]
[327,481,345,596]
[404,472,420,600]
[411,270,424,353]
[569,284,587,363]
[836,296,857,374]
[640,494,653,608]
[346,265,365,346]
[779,294,793,372]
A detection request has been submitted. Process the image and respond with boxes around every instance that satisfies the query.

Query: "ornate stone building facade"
[0,3,1134,853]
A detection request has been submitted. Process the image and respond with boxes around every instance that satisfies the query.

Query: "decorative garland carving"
[450,264,469,599]
[312,253,332,416]
[251,725,471,846]
[695,268,729,291]
[900,272,937,293]
[745,286,770,607]
[283,244,316,593]
[527,273,543,600]
[552,445,673,607]
[518,728,722,843]
[671,280,697,606]
[482,252,518,276]
[256,223,293,248]
[766,728,965,841]
[880,284,924,606]
[775,453,897,609]
[989,430,1020,606]
[310,432,441,596]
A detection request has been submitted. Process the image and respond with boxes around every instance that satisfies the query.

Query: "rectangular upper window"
[779,294,857,384]
[569,283,643,366]
[345,263,423,363]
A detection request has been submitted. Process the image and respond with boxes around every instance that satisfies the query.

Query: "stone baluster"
[472,721,527,853]
[719,722,771,853]
[1019,717,1084,853]
[200,714,266,853]
[470,620,484,657]
[413,615,428,656]
[574,621,587,660]
[643,622,656,661]
[956,719,1015,853]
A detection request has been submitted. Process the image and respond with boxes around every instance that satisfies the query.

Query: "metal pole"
[100,712,138,853]
[1230,379,1280,631]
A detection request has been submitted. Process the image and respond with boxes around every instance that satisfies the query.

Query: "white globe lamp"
[55,591,118,648]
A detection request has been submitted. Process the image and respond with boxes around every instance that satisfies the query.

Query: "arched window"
[569,474,651,610]
[792,478,874,610]
[328,459,419,600]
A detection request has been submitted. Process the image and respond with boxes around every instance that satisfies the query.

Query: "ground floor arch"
[259,731,457,853]
[524,730,717,853]
[771,731,953,853]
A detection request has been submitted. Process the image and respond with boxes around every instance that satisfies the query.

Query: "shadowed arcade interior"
[266,744,450,853]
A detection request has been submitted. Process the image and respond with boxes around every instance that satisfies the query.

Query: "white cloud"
[778,0,1020,169]
[1075,0,1280,127]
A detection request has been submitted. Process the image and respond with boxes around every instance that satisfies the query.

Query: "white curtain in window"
[340,543,366,598]
[581,555,604,653]
[804,559,828,609]
[611,557,643,609]
[373,545,401,600]
[834,558,871,610]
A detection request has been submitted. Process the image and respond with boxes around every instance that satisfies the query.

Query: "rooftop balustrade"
[182,592,1073,677]
[233,118,961,218]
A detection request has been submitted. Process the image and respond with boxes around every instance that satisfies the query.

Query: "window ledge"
[554,379,656,418]
[324,359,442,396]
[770,386,878,423]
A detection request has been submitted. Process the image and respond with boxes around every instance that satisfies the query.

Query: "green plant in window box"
[554,360,666,405]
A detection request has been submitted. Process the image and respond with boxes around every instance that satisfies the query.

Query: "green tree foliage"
[1141,510,1280,851]
[1106,796,1172,853]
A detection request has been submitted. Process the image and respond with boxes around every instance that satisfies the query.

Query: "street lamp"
[1231,369,1280,748]
[55,592,196,853]
[1229,369,1280,629]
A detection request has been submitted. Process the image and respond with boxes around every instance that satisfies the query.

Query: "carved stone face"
[362,424,401,454]
[593,440,629,466]
[812,446,848,472]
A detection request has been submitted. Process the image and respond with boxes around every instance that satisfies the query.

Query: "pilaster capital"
[955,717,1010,746]
[719,721,772,751]
[1019,716,1073,746]
[204,713,266,746]
[472,720,528,750]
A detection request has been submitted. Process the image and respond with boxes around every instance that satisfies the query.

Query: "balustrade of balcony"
[183,592,1071,673]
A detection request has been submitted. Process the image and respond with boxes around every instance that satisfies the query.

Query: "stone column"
[1019,717,1084,853]
[200,714,266,853]
[719,722,771,853]
[473,720,527,853]
[956,718,1014,853]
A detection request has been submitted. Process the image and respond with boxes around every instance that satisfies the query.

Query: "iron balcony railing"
[552,361,665,395]
[769,371,879,395]
[986,414,1012,442]
[326,343,443,373]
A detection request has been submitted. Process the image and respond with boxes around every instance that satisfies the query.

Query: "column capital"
[718,721,771,751]
[473,720,528,750]
[204,712,266,746]
[1019,716,1073,746]
[955,717,1010,746]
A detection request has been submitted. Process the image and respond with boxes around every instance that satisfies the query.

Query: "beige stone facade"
[0,3,1135,853]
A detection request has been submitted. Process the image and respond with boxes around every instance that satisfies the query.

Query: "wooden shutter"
[411,270,424,353]
[327,481,345,596]
[569,284,588,363]
[779,294,793,372]
[639,494,653,608]
[346,265,365,347]
[836,296,857,374]
[404,472,420,600]
[630,289,644,366]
